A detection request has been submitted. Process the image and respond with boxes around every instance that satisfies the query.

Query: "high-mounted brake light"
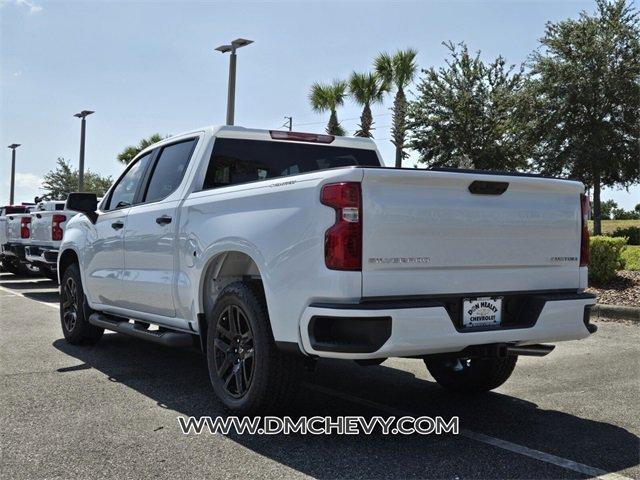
[269,130,335,144]
[20,216,31,239]
[321,182,362,270]
[52,214,67,241]
[580,194,590,267]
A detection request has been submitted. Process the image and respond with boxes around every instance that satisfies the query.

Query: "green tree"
[612,206,640,220]
[374,48,418,167]
[117,133,166,164]
[348,71,387,137]
[41,158,112,199]
[408,42,528,171]
[526,0,640,234]
[600,199,618,219]
[309,80,348,136]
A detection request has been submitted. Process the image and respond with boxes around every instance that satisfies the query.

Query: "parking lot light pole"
[7,144,20,205]
[74,110,94,191]
[215,38,253,125]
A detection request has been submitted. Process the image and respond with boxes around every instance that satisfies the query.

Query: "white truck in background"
[58,126,597,414]
[1,204,38,275]
[25,200,77,281]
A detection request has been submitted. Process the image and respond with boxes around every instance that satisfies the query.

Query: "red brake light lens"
[269,130,335,144]
[52,214,67,241]
[320,182,362,270]
[20,216,31,239]
[580,194,590,267]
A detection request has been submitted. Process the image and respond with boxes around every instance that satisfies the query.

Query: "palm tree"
[309,80,347,136]
[349,72,387,137]
[117,133,166,164]
[375,49,418,167]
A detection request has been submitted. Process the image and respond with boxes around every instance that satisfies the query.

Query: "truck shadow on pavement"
[53,333,640,479]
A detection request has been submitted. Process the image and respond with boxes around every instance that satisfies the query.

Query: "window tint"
[144,139,196,203]
[202,138,380,189]
[107,153,152,210]
[55,203,65,211]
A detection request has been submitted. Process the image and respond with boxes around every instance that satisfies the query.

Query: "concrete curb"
[592,304,640,322]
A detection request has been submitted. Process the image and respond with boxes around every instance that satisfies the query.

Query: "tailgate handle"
[468,180,509,195]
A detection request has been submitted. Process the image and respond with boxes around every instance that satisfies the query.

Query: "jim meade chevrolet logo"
[369,257,431,264]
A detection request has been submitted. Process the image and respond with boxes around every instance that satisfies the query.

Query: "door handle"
[156,215,172,226]
[111,221,124,230]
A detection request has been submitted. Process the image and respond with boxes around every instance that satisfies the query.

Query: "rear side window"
[202,138,380,190]
[55,203,65,211]
[107,153,153,210]
[144,139,197,203]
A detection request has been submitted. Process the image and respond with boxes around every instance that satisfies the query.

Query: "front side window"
[144,139,197,203]
[202,138,380,190]
[107,152,153,210]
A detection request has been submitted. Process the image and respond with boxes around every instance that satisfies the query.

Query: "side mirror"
[66,192,99,224]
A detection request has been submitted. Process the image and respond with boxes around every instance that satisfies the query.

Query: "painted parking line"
[303,383,632,480]
[0,284,59,309]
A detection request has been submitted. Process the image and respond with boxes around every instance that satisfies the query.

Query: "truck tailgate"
[30,213,52,245]
[361,169,584,297]
[6,214,28,244]
[0,218,7,245]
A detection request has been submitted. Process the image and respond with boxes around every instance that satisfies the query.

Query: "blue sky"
[1,0,638,209]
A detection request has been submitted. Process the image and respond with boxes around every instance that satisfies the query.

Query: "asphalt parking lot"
[1,272,638,480]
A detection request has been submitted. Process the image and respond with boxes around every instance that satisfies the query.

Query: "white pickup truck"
[25,200,76,281]
[1,204,38,275]
[59,126,597,413]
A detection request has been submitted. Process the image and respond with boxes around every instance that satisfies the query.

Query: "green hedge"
[589,236,627,283]
[610,226,639,245]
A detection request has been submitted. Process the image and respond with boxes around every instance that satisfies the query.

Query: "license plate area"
[462,297,503,329]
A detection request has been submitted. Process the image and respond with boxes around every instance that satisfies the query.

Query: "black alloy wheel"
[213,305,255,398]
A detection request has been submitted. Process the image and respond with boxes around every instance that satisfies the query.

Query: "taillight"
[580,194,590,267]
[20,217,31,239]
[52,214,66,241]
[320,182,362,270]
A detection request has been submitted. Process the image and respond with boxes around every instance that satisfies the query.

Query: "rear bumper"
[25,245,58,265]
[299,292,597,359]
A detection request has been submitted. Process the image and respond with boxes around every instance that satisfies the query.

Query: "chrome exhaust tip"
[506,344,555,357]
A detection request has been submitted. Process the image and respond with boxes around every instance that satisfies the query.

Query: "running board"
[88,313,193,347]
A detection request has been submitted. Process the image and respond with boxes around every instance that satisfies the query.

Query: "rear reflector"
[580,194,590,267]
[269,130,335,144]
[321,182,362,270]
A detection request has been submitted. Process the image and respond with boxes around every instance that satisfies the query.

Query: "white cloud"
[0,172,42,204]
[2,0,43,13]
[14,172,42,189]
[13,70,22,77]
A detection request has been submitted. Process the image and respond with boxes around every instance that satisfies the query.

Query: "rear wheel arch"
[199,251,266,351]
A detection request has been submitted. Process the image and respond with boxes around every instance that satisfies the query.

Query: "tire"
[3,259,20,275]
[60,263,103,345]
[424,355,517,393]
[42,266,58,282]
[206,281,302,414]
